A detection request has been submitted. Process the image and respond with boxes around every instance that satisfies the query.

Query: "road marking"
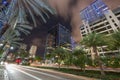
[13,68,42,80]
[20,67,67,80]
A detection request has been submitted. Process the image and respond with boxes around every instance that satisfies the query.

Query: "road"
[5,64,92,80]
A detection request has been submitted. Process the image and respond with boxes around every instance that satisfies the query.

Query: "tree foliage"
[81,32,106,75]
[108,30,120,50]
[81,32,106,48]
[34,56,42,62]
[72,49,87,71]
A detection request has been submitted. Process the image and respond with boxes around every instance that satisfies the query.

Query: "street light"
[0,43,3,47]
[10,46,14,50]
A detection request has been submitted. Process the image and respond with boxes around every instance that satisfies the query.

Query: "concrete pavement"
[5,64,97,80]
[0,65,9,80]
[22,66,96,80]
[0,67,4,80]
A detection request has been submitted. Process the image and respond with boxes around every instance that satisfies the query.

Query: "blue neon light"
[2,0,8,5]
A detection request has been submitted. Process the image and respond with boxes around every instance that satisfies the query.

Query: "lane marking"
[13,68,42,80]
[19,67,67,80]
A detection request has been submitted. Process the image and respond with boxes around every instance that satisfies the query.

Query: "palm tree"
[1,26,23,45]
[81,32,106,76]
[0,29,23,61]
[0,21,32,60]
[10,0,54,25]
[15,23,33,36]
[0,49,4,58]
[0,0,55,61]
[0,9,33,61]
[0,0,55,37]
[110,30,120,54]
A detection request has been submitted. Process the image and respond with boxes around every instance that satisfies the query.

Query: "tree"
[34,56,42,62]
[46,53,53,60]
[81,32,106,76]
[0,0,55,61]
[0,0,55,38]
[64,52,73,68]
[108,30,120,54]
[0,0,55,27]
[0,50,4,58]
[0,30,22,61]
[52,47,66,69]
[72,48,87,72]
[12,0,55,27]
[18,49,29,59]
[1,30,22,48]
[0,15,33,61]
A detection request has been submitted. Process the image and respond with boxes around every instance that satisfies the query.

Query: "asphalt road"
[5,64,88,80]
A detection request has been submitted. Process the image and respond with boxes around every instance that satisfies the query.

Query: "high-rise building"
[80,7,120,36]
[80,0,120,36]
[45,23,71,54]
[80,0,120,56]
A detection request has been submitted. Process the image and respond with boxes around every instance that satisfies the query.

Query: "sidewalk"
[0,65,9,80]
[0,65,5,80]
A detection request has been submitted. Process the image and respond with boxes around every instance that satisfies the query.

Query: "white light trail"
[21,66,67,80]
[6,64,42,80]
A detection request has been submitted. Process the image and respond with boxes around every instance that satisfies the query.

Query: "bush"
[86,58,93,66]
[112,57,120,68]
[21,59,30,66]
[101,57,120,68]
[35,66,120,80]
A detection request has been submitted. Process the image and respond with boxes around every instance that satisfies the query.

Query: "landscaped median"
[31,66,120,80]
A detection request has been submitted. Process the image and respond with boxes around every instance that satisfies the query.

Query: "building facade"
[80,7,120,36]
[80,0,120,57]
[45,23,71,55]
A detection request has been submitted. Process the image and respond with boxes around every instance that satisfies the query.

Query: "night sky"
[23,0,120,57]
